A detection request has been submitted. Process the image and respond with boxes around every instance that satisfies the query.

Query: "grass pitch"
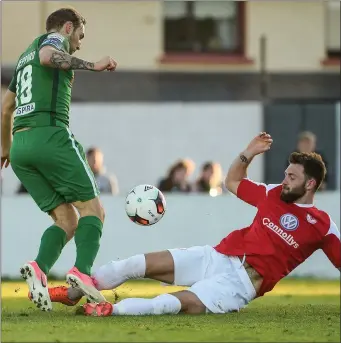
[2,279,340,342]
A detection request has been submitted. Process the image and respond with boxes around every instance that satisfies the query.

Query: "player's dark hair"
[46,8,86,32]
[289,152,326,191]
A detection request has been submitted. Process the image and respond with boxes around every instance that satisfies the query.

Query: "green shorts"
[10,127,100,213]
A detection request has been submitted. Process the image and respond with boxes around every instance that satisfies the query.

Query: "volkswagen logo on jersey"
[280,214,299,231]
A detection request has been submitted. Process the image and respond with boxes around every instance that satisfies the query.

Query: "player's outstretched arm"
[321,219,341,272]
[39,46,117,72]
[225,132,273,195]
[1,89,16,168]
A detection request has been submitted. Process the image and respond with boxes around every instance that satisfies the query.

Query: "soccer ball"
[125,184,166,226]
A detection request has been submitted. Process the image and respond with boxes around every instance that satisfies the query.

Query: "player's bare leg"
[82,290,206,316]
[66,197,106,303]
[21,203,78,311]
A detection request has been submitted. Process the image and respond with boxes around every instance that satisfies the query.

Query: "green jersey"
[9,33,74,133]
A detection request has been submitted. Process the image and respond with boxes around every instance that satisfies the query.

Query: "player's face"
[280,164,307,203]
[69,24,85,55]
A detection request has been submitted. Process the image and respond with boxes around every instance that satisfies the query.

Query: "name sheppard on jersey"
[263,218,299,248]
[17,51,36,70]
[16,34,63,71]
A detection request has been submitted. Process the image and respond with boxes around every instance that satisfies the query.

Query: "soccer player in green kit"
[1,8,117,311]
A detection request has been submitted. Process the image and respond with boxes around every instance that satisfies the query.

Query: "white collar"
[294,203,314,208]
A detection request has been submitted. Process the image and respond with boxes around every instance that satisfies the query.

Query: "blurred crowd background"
[1,0,340,197]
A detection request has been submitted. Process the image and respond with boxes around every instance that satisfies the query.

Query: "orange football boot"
[28,286,81,306]
[82,302,113,316]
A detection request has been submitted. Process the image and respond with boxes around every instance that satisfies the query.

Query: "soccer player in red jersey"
[43,133,341,316]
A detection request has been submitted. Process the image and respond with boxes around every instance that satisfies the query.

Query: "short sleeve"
[39,33,69,53]
[321,218,341,269]
[236,178,281,207]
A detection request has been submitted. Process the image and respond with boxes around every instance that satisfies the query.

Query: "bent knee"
[172,291,206,314]
[72,197,105,223]
[50,204,78,239]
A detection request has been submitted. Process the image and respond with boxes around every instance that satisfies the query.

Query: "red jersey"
[214,178,340,297]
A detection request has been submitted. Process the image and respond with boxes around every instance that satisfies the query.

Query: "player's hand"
[245,132,273,157]
[94,56,117,72]
[1,155,10,169]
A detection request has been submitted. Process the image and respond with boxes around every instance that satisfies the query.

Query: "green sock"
[35,226,67,275]
[74,216,103,276]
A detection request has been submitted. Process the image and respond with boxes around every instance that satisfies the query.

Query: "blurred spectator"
[297,131,317,154]
[86,147,119,195]
[193,162,224,196]
[17,147,119,195]
[182,158,196,179]
[286,131,328,190]
[158,160,192,193]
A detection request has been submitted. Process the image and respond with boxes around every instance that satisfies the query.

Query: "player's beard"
[280,184,306,203]
[69,42,76,55]
[69,34,77,55]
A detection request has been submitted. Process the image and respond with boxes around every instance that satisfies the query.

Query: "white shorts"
[167,245,256,314]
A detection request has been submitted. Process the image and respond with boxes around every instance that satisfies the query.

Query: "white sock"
[112,294,182,315]
[93,254,146,290]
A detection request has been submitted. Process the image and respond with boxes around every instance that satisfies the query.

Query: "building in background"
[2,1,340,71]
[1,1,340,195]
